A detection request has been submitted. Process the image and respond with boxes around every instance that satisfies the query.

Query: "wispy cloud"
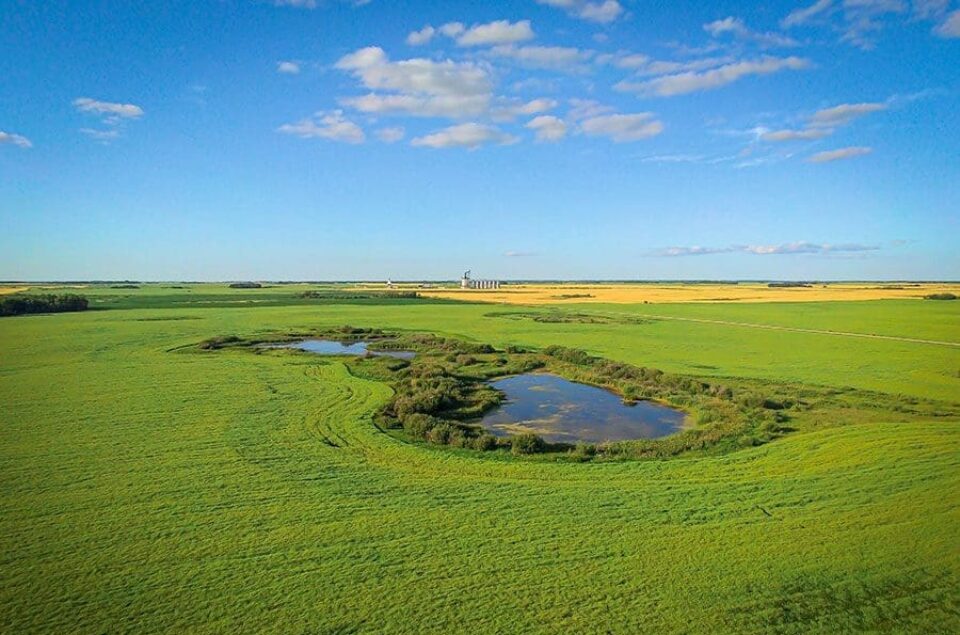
[0,130,32,149]
[73,97,143,120]
[79,128,121,142]
[616,56,810,97]
[703,16,799,48]
[273,0,317,7]
[655,241,880,256]
[781,0,948,48]
[535,0,624,24]
[277,110,365,144]
[489,45,594,71]
[934,9,960,37]
[579,113,664,142]
[375,127,405,143]
[411,123,518,149]
[757,101,887,144]
[73,97,144,141]
[808,146,873,163]
[810,102,887,127]
[781,0,835,28]
[407,20,534,47]
[504,250,536,257]
[759,127,832,141]
[526,115,568,142]
[277,60,301,74]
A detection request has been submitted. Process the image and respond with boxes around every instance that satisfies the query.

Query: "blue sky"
[1,0,958,281]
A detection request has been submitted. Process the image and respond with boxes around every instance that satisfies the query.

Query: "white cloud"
[491,98,557,121]
[376,126,405,143]
[782,0,835,28]
[411,123,518,149]
[783,0,920,48]
[335,47,491,97]
[759,127,832,141]
[913,0,950,20]
[808,146,873,162]
[489,44,594,70]
[609,53,650,69]
[656,241,879,256]
[504,250,536,257]
[335,46,493,118]
[935,9,960,37]
[612,55,732,76]
[579,113,664,142]
[439,22,465,37]
[810,101,887,126]
[79,128,121,142]
[73,97,144,119]
[277,110,365,144]
[455,20,534,46]
[536,0,624,23]
[341,93,490,118]
[567,98,615,121]
[273,0,318,7]
[406,25,435,45]
[0,130,32,148]
[277,60,301,74]
[616,56,810,97]
[72,97,144,141]
[526,115,568,141]
[703,16,799,47]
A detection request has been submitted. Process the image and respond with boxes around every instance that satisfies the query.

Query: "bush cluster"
[0,294,89,317]
[924,293,957,301]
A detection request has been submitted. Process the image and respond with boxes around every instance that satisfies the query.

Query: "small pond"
[265,339,416,360]
[480,373,685,444]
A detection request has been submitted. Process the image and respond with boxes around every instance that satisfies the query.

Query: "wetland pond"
[480,373,685,444]
[265,339,416,359]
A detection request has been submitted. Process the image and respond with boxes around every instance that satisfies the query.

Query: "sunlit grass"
[1,288,958,632]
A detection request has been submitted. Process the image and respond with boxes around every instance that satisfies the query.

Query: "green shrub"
[472,434,498,451]
[511,433,545,455]
[427,423,456,445]
[402,413,439,439]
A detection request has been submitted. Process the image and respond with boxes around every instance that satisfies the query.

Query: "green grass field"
[2,286,958,633]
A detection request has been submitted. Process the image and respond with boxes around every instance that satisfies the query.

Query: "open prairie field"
[1,285,959,633]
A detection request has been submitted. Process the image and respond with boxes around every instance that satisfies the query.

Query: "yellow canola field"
[414,282,960,304]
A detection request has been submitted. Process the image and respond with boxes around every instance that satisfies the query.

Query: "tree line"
[0,294,89,317]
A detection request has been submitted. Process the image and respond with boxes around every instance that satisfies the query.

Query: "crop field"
[415,282,960,304]
[1,284,959,633]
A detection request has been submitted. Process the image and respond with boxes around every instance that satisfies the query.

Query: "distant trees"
[228,282,262,288]
[924,293,957,300]
[0,294,89,317]
[298,290,420,299]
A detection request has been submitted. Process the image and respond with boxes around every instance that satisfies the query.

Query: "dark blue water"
[267,339,416,359]
[480,373,684,444]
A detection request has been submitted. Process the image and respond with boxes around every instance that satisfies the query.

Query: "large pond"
[264,339,416,360]
[480,373,685,444]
